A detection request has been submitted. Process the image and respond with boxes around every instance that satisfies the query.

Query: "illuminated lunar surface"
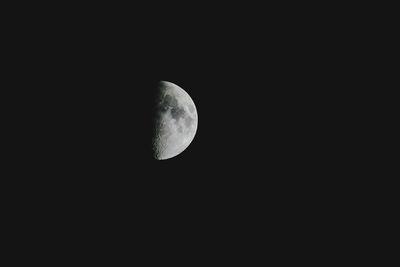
[152,81,198,160]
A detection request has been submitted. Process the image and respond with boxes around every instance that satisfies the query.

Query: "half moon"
[152,81,198,160]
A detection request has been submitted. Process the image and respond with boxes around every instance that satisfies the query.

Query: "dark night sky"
[25,5,342,205]
[9,4,357,257]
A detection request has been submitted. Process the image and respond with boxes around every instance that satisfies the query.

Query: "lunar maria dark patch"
[159,95,172,112]
[164,94,178,108]
[158,94,181,115]
[170,106,186,120]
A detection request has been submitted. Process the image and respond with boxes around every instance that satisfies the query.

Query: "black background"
[6,3,362,260]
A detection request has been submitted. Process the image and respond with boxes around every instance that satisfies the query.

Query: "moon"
[152,81,198,160]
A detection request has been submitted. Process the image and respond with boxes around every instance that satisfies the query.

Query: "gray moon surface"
[152,81,198,160]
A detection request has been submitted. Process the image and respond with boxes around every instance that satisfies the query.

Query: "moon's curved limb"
[153,81,198,160]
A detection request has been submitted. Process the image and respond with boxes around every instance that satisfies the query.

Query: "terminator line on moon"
[152,81,198,160]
